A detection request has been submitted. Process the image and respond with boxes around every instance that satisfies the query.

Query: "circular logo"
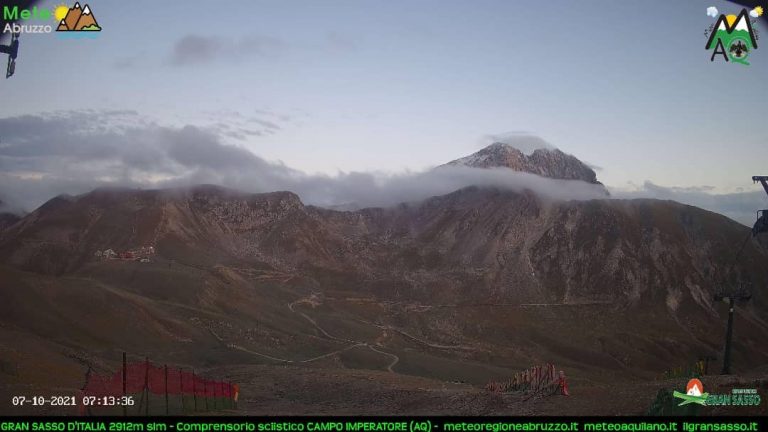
[728,37,750,60]
[686,378,704,396]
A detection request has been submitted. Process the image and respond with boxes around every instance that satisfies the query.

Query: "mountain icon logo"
[54,2,101,32]
[704,6,761,65]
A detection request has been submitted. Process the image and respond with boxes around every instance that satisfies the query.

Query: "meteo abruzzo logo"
[54,3,101,32]
[2,2,101,36]
[705,5,762,65]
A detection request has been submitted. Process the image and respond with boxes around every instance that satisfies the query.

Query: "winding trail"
[87,275,446,373]
[221,296,402,371]
[228,342,366,364]
[288,300,356,343]
[302,343,366,362]
[351,316,477,351]
[367,345,400,372]
[228,343,296,363]
[375,324,475,351]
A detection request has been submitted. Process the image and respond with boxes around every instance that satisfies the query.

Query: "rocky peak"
[445,142,601,185]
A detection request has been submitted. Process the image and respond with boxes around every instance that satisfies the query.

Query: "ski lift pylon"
[752,176,768,237]
[1,31,20,79]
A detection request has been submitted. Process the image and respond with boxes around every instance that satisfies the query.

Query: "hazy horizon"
[0,0,766,226]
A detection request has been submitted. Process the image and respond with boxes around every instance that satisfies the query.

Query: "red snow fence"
[485,363,569,397]
[78,352,238,415]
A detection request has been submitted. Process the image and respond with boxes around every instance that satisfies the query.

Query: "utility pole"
[714,283,752,375]
[122,352,127,417]
[721,296,735,375]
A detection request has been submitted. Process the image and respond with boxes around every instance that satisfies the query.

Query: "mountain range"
[0,143,766,415]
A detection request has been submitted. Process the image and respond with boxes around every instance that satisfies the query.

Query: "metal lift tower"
[713,176,767,375]
[0,31,20,79]
[753,176,768,236]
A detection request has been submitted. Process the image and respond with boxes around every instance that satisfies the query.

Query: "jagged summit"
[484,135,556,156]
[444,141,602,185]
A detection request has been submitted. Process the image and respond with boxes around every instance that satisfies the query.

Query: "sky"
[0,0,766,225]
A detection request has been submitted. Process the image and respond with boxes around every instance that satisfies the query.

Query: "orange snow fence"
[485,363,569,396]
[78,353,237,415]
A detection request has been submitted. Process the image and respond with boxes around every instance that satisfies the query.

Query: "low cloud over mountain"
[611,181,765,227]
[0,110,763,226]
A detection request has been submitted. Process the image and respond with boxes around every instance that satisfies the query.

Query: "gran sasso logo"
[673,378,762,407]
[673,379,708,406]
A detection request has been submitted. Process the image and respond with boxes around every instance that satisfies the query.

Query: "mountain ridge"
[1,183,764,310]
[443,142,603,186]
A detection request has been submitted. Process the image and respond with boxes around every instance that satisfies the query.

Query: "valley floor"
[1,261,767,416]
[2,345,766,416]
[206,364,768,416]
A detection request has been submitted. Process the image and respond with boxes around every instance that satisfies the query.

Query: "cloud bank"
[0,110,607,211]
[611,182,764,227]
[0,110,763,228]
